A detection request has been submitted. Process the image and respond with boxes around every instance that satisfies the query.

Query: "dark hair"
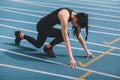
[72,12,88,41]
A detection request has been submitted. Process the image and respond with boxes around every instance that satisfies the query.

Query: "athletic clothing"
[24,8,74,48]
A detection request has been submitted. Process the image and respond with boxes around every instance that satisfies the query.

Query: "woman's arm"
[58,10,76,68]
[75,29,94,58]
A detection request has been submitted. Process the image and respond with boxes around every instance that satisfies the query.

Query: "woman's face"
[72,21,80,28]
[71,18,80,28]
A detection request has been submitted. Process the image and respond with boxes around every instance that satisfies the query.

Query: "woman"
[15,8,94,68]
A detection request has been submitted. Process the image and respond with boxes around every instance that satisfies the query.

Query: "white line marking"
[0,17,120,32]
[12,0,120,10]
[0,6,48,14]
[0,23,120,50]
[61,0,120,9]
[11,0,58,8]
[58,26,120,36]
[0,20,120,36]
[69,38,120,51]
[0,24,37,33]
[0,35,120,56]
[0,8,42,18]
[87,12,120,19]
[89,17,120,23]
[0,64,77,79]
[76,67,120,79]
[0,18,36,25]
[0,48,120,79]
[9,0,120,22]
[71,0,119,5]
[1,6,120,19]
[89,24,120,32]
[1,7,120,23]
[57,44,120,56]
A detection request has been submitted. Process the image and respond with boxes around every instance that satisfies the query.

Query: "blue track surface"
[0,0,120,80]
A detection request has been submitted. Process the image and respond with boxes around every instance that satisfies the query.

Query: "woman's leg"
[24,31,47,48]
[15,18,48,48]
[43,28,64,57]
[15,30,47,48]
[47,28,64,47]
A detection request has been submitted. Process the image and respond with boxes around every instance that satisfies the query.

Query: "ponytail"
[85,24,88,41]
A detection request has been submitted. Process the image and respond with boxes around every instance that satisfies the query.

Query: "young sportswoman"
[15,8,94,68]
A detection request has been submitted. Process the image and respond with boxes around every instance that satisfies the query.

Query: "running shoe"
[15,31,22,45]
[43,45,56,57]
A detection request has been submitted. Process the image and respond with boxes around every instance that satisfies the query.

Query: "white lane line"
[0,35,120,56]
[0,18,120,32]
[0,24,37,33]
[0,9,120,36]
[0,22,120,37]
[101,0,119,1]
[9,2,119,22]
[71,0,119,5]
[57,44,120,56]
[61,0,120,9]
[0,23,120,49]
[11,0,58,8]
[89,24,120,32]
[0,64,77,80]
[0,23,120,50]
[64,26,120,36]
[69,38,120,51]
[1,6,120,23]
[89,17,120,23]
[112,0,120,1]
[0,48,120,79]
[0,18,36,25]
[76,67,120,79]
[1,6,120,19]
[10,0,120,13]
[0,21,120,37]
[0,6,48,14]
[0,8,42,18]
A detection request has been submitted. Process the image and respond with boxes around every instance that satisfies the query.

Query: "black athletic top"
[39,8,74,27]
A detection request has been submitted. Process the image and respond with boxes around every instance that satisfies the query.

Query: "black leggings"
[24,28,64,48]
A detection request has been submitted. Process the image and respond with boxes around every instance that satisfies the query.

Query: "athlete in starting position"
[15,8,94,68]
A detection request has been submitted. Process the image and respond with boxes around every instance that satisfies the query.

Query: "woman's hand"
[69,59,77,68]
[86,51,95,59]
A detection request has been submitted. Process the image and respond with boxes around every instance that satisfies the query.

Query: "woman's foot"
[43,45,56,57]
[14,31,24,45]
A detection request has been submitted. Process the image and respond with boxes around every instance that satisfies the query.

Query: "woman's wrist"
[69,56,74,60]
